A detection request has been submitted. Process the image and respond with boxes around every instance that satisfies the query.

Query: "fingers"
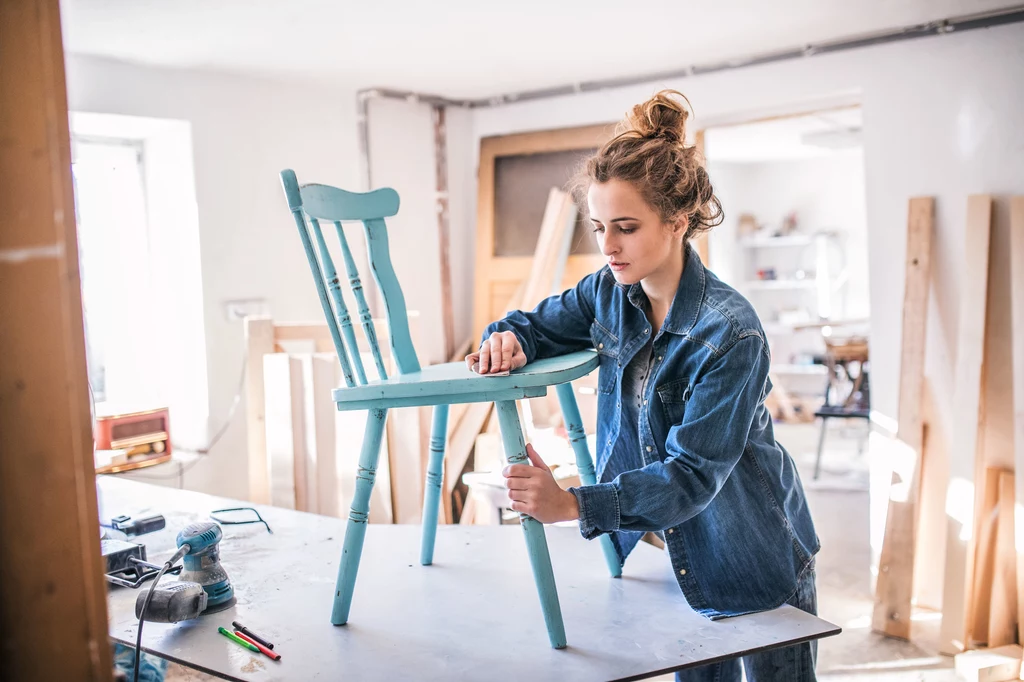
[477,341,490,373]
[525,444,546,469]
[473,332,525,374]
[488,332,503,374]
[504,476,529,490]
[502,463,536,479]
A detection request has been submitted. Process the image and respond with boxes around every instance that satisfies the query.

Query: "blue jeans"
[675,562,818,682]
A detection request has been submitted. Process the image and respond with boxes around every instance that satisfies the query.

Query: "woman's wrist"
[563,489,581,521]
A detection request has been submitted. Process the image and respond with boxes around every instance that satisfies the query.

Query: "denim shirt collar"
[622,244,706,337]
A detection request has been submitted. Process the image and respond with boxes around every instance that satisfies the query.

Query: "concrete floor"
[161,420,960,681]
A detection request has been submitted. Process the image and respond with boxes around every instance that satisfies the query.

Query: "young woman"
[467,90,820,682]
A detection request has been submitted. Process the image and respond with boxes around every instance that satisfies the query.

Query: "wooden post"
[872,197,934,639]
[939,195,993,653]
[988,471,1017,647]
[0,0,114,678]
[692,129,710,266]
[245,316,275,503]
[1010,196,1024,645]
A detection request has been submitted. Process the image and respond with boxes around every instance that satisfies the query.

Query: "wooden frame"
[473,123,613,341]
[245,315,428,524]
[0,0,113,678]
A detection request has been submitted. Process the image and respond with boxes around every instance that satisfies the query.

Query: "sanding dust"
[241,656,266,673]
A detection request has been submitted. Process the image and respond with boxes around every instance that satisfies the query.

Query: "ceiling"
[61,0,1021,99]
[705,108,864,163]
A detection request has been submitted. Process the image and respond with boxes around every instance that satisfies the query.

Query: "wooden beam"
[1010,196,1024,645]
[0,0,113,678]
[988,470,1017,647]
[692,129,710,266]
[872,197,934,639]
[245,316,275,503]
[969,468,1002,645]
[940,195,993,653]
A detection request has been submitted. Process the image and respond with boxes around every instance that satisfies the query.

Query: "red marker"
[234,631,281,661]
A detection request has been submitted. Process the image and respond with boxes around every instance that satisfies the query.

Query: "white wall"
[468,23,1024,440]
[65,55,361,499]
[366,98,477,365]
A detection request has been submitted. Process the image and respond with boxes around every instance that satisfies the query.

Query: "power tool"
[134,521,235,623]
[176,521,235,612]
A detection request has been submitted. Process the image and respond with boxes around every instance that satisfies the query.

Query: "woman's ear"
[672,215,689,239]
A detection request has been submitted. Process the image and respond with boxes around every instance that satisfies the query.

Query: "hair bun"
[622,89,690,144]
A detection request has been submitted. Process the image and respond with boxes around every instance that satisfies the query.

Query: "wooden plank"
[969,468,1001,645]
[264,355,306,510]
[245,316,275,503]
[988,471,1017,647]
[1011,196,1024,645]
[692,129,710,266]
[913,381,948,610]
[940,194,993,653]
[521,189,576,306]
[306,354,340,517]
[872,197,934,639]
[0,0,114,677]
[954,644,1023,682]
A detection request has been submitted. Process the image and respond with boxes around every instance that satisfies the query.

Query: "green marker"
[219,626,260,652]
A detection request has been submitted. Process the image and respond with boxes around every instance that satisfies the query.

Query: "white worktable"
[100,476,839,681]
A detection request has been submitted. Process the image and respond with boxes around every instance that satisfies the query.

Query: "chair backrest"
[280,169,421,388]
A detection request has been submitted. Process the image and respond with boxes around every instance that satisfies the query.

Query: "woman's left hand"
[503,444,580,524]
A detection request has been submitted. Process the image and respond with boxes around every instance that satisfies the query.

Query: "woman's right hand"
[466,331,528,374]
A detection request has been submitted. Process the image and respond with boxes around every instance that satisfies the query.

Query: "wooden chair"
[279,169,619,649]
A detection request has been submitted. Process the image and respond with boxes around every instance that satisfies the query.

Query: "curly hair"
[571,89,724,241]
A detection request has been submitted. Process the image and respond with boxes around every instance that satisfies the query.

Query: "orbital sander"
[135,521,235,623]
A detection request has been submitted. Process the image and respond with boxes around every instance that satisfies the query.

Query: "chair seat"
[814,405,870,419]
[332,349,599,411]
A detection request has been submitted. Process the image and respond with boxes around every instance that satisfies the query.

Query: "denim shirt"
[483,246,819,619]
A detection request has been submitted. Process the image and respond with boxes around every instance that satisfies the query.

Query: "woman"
[467,90,820,682]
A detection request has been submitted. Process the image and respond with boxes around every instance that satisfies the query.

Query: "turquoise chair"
[279,170,621,649]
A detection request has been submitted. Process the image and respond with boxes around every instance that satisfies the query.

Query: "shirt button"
[644,328,650,334]
[598,343,604,349]
[646,446,653,452]
[679,569,687,576]
[657,356,663,361]
[643,399,648,405]
[668,528,674,534]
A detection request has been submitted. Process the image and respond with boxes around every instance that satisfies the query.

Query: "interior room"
[4,2,1024,681]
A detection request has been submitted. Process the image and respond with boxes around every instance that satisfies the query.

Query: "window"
[72,137,155,404]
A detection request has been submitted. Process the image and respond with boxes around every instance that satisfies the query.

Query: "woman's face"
[587,178,685,286]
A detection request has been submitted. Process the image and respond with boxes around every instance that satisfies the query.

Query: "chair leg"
[813,417,828,480]
[554,383,622,578]
[331,407,388,625]
[494,399,567,649]
[420,404,449,566]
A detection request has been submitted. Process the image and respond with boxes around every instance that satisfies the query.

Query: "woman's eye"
[619,226,637,234]
[591,225,605,233]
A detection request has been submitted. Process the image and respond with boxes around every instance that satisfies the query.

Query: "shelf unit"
[737,232,845,393]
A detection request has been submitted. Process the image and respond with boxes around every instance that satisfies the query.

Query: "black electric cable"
[133,560,171,682]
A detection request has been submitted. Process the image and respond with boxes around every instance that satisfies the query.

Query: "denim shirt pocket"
[589,321,619,395]
[657,377,692,426]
